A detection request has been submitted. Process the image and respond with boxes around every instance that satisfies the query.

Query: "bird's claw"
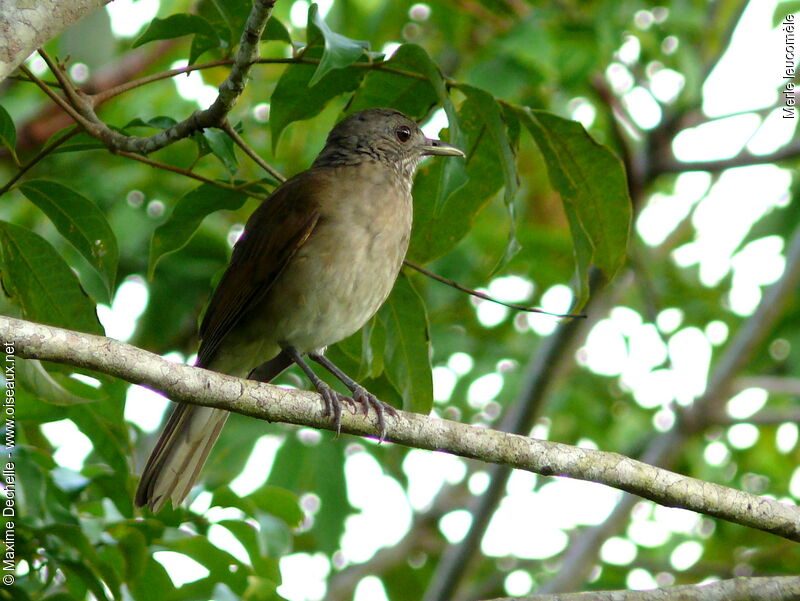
[351,385,398,442]
[317,383,347,437]
[316,382,397,441]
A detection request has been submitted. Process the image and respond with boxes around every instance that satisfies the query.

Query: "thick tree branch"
[0,0,109,82]
[2,314,799,542]
[488,575,800,601]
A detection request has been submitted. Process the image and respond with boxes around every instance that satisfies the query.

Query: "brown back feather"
[196,172,325,367]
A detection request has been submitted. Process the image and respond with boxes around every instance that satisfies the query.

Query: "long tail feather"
[135,350,293,511]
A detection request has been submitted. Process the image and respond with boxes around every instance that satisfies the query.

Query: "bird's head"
[313,108,464,175]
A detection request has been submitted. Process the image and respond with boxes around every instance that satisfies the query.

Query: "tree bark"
[0,0,109,82]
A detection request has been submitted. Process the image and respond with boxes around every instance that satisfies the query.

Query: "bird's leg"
[247,350,293,383]
[308,351,398,441]
[283,346,352,435]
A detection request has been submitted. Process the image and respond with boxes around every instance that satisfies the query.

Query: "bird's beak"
[420,138,465,157]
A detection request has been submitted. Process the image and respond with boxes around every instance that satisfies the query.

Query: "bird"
[135,107,465,512]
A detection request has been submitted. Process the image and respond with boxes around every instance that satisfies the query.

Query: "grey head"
[312,108,464,176]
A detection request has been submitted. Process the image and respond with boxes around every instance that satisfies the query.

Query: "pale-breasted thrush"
[136,108,465,511]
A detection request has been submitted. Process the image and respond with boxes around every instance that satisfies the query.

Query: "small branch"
[733,375,800,396]
[693,224,800,422]
[220,119,286,183]
[0,127,80,196]
[115,150,267,199]
[37,50,87,110]
[91,57,429,106]
[490,575,800,601]
[403,260,586,318]
[3,314,799,543]
[424,270,605,601]
[18,64,98,133]
[654,139,800,176]
[92,59,233,104]
[715,408,800,426]
[543,221,800,592]
[31,0,276,155]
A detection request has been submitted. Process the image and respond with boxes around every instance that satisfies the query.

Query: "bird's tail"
[135,351,292,512]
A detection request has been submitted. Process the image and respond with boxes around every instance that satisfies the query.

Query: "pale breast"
[257,162,413,352]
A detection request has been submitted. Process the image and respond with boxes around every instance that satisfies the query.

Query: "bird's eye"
[395,125,412,142]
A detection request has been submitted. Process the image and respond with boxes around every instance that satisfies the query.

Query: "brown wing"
[196,172,324,368]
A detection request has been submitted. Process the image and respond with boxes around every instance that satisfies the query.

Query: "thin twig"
[220,119,286,183]
[93,59,233,104]
[403,260,587,318]
[0,127,80,196]
[28,0,277,155]
[17,64,96,132]
[654,140,800,175]
[117,150,269,200]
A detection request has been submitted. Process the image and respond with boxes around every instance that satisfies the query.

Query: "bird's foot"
[307,351,398,441]
[314,380,356,437]
[348,384,398,442]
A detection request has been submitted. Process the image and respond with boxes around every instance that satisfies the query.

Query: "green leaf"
[0,104,18,162]
[378,274,432,414]
[264,17,292,45]
[59,560,111,601]
[148,184,249,278]
[561,200,594,306]
[124,116,178,130]
[268,436,347,555]
[0,221,102,334]
[409,91,510,265]
[243,575,283,601]
[69,401,130,476]
[162,533,250,592]
[217,520,281,579]
[460,86,518,204]
[127,557,176,601]
[197,0,251,50]
[774,2,800,26]
[346,44,440,120]
[132,14,220,64]
[203,129,239,174]
[16,358,97,406]
[269,47,365,151]
[41,524,121,599]
[190,28,221,66]
[107,524,148,583]
[459,85,520,272]
[16,387,69,422]
[48,128,106,154]
[395,45,467,209]
[247,485,304,528]
[515,107,631,308]
[19,180,119,297]
[306,3,369,87]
